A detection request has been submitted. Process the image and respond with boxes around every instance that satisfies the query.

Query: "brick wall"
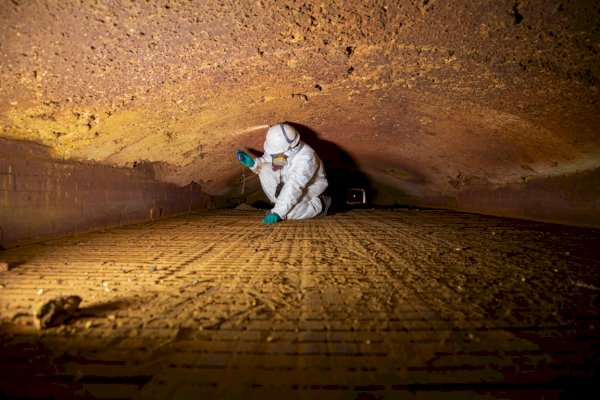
[0,138,214,246]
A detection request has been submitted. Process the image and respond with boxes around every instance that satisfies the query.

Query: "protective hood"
[264,123,300,154]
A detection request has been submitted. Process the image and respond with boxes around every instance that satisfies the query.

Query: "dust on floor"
[1,209,599,399]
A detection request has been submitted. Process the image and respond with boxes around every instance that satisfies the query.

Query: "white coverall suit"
[250,142,328,220]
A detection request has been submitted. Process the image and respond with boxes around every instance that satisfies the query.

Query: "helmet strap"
[280,124,295,144]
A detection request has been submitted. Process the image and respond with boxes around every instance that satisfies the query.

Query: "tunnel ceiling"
[1,1,599,202]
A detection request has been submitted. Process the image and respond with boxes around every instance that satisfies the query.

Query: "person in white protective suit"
[236,123,331,224]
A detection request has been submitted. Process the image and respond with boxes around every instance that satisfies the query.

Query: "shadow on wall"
[290,123,377,213]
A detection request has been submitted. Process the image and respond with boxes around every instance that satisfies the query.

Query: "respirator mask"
[271,153,288,171]
[271,153,288,168]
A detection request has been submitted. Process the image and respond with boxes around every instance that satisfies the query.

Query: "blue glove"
[237,150,255,168]
[262,213,282,224]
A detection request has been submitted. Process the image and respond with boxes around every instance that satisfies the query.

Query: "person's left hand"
[262,213,282,224]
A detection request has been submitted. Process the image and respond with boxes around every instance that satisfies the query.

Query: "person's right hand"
[237,150,255,168]
[262,213,282,224]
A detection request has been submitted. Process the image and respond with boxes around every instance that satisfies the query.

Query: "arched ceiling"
[1,1,599,213]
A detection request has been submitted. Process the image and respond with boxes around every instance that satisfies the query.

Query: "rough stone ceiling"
[1,0,599,202]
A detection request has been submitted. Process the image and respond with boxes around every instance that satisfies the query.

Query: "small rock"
[37,289,45,295]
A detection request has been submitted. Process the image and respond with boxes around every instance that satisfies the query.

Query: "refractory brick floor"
[0,209,599,399]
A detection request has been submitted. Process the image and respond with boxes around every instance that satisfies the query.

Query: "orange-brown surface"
[1,3,599,398]
[1,1,599,226]
[1,209,599,398]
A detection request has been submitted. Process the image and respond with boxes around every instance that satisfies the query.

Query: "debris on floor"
[33,295,82,330]
[234,203,257,211]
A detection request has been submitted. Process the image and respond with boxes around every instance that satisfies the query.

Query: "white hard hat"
[264,123,300,154]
